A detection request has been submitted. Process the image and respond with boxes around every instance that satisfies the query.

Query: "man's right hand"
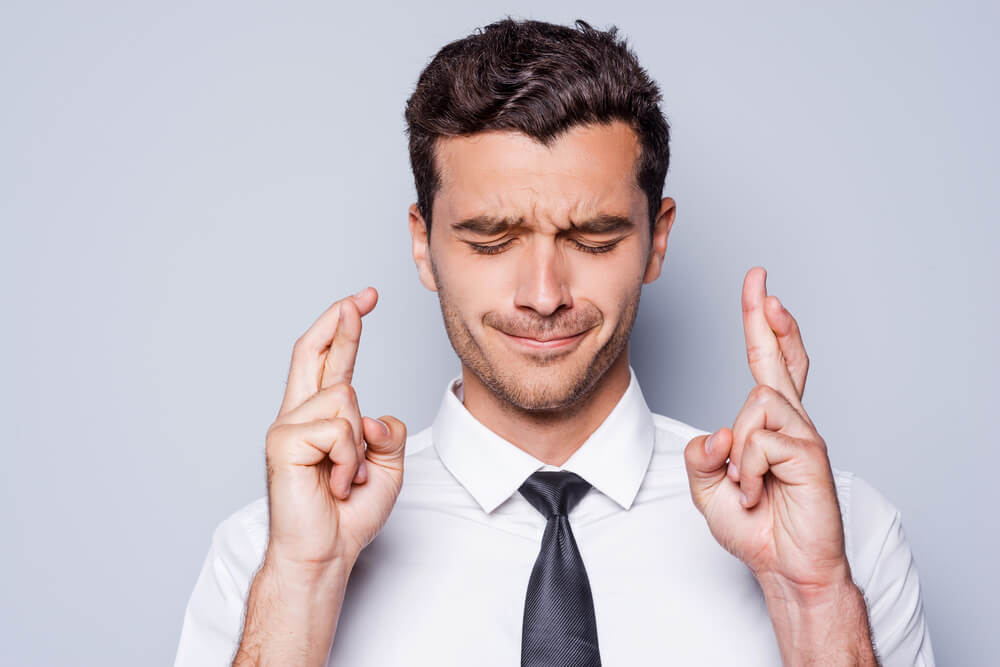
[264,286,407,570]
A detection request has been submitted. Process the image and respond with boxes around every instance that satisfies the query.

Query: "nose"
[513,237,573,317]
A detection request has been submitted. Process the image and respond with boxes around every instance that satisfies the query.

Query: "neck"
[459,348,632,467]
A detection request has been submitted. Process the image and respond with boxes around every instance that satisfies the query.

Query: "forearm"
[759,574,879,666]
[233,554,355,667]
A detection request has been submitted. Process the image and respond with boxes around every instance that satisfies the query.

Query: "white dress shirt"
[174,365,935,666]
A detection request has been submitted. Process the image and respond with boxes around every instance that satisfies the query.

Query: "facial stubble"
[429,255,641,416]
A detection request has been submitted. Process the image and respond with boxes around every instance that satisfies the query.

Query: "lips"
[499,329,589,351]
[509,333,582,342]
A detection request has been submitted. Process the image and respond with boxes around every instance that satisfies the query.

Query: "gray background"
[2,1,996,664]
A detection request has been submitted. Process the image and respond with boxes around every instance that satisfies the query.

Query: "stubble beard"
[430,258,640,416]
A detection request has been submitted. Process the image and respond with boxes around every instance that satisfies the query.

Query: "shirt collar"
[432,364,655,514]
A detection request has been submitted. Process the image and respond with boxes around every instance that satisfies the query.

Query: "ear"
[409,203,438,292]
[643,197,676,284]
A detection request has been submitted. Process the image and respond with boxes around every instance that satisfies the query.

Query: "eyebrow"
[451,213,635,236]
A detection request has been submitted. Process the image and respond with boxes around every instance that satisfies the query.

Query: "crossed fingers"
[726,384,820,501]
[279,287,377,418]
[276,286,379,488]
[741,266,810,411]
[728,267,825,506]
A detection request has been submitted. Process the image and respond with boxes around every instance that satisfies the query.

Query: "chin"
[482,354,602,412]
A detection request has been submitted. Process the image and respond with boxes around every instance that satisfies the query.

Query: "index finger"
[278,286,378,418]
[741,266,800,408]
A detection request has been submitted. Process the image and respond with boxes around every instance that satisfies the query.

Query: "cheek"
[435,252,500,317]
[569,250,645,307]
[437,240,518,291]
[582,279,628,329]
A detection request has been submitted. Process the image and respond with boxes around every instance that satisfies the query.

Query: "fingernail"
[376,418,390,438]
[353,287,368,298]
[358,459,368,478]
[704,432,715,455]
[728,461,739,479]
[740,492,748,507]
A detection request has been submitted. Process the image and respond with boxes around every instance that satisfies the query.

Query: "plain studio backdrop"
[2,1,997,664]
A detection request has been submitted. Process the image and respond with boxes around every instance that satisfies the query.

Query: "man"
[174,18,934,666]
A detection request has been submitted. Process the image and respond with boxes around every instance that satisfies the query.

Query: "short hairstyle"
[404,17,671,235]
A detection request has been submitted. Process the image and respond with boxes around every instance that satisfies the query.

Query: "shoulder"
[829,469,906,590]
[831,470,935,663]
[175,497,269,663]
[209,496,269,579]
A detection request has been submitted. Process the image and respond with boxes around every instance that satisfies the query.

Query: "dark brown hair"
[404,17,671,235]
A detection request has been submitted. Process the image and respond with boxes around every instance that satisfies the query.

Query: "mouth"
[499,329,589,350]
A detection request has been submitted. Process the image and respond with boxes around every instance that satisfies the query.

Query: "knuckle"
[748,384,772,403]
[292,334,317,357]
[336,367,355,384]
[265,432,291,463]
[339,295,356,314]
[746,343,774,366]
[265,422,286,447]
[325,381,357,404]
[328,416,353,438]
[332,431,359,461]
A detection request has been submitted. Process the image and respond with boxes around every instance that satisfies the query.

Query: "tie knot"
[518,470,592,519]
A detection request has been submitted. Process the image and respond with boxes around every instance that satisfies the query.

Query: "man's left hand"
[684,266,854,600]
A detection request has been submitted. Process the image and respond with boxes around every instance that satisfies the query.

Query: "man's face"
[410,120,673,412]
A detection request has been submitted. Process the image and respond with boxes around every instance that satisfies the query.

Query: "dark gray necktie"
[518,470,602,667]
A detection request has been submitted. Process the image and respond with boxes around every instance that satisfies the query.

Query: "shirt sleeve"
[173,497,269,667]
[842,472,936,666]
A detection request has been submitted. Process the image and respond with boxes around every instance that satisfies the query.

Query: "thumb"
[683,427,732,513]
[362,415,407,464]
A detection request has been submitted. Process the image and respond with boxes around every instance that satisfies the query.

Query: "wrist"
[757,567,876,666]
[263,546,359,585]
[235,550,355,667]
[756,563,856,611]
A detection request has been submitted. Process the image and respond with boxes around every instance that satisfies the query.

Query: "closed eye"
[468,239,622,255]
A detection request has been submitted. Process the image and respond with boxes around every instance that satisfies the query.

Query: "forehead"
[433,120,644,226]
